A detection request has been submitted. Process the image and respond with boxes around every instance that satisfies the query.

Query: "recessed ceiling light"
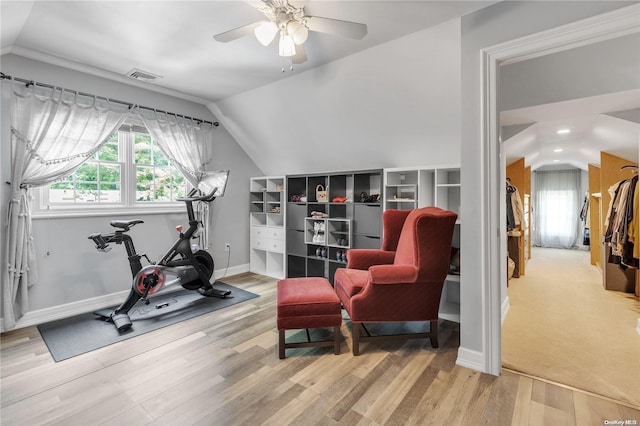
[557,129,571,135]
[553,159,560,163]
[554,148,563,153]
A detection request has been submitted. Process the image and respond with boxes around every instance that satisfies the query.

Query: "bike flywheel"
[133,265,166,296]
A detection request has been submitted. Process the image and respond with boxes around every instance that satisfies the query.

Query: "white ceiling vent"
[125,68,162,83]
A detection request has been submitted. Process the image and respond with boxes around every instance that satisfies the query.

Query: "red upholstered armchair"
[334,207,458,355]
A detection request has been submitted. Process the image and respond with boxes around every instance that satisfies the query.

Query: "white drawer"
[251,226,265,240]
[267,226,284,241]
[268,239,285,253]
[252,235,267,250]
[251,226,267,250]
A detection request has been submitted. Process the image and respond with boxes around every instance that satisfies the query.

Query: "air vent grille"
[125,69,162,82]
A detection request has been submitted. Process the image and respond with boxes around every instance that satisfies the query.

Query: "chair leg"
[279,330,286,359]
[430,320,439,348]
[333,327,341,355]
[352,323,360,356]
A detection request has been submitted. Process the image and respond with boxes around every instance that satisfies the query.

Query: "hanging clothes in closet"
[603,170,639,269]
[507,179,525,278]
[506,180,524,231]
[580,192,590,246]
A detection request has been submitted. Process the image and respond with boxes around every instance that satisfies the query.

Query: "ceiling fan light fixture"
[255,21,278,46]
[279,33,296,57]
[286,20,308,45]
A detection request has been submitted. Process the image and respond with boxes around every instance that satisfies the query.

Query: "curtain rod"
[0,72,219,127]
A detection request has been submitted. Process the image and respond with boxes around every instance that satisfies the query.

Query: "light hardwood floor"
[2,273,639,425]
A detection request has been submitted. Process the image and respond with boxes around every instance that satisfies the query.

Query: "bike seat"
[110,219,144,230]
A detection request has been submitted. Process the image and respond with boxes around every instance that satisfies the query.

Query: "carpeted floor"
[502,247,640,407]
[38,282,258,362]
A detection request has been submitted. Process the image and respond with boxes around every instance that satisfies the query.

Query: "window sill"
[31,205,186,220]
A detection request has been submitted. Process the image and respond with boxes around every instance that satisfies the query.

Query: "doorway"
[479,3,640,383]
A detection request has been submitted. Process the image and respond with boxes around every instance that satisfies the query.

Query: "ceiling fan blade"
[305,16,367,40]
[213,21,262,43]
[292,44,307,64]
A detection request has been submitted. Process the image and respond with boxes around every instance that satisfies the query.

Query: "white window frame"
[33,124,188,218]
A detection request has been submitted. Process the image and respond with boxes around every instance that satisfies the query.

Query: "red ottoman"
[277,277,342,359]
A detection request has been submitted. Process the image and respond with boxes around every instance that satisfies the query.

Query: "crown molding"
[2,45,213,105]
[489,3,640,66]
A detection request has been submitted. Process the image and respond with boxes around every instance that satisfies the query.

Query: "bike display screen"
[199,170,229,197]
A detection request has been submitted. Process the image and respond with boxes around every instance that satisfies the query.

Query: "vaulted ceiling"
[1,1,495,102]
[1,1,638,173]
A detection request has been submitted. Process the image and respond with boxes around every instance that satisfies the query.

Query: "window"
[39,126,188,214]
[49,134,121,204]
[133,133,186,202]
[533,169,581,248]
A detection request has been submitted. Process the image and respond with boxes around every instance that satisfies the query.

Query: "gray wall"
[500,32,640,111]
[0,55,261,325]
[209,18,462,176]
[460,1,635,359]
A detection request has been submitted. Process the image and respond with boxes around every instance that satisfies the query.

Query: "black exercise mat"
[37,282,258,362]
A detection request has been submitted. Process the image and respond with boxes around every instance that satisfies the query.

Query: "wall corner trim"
[502,296,510,324]
[456,346,490,374]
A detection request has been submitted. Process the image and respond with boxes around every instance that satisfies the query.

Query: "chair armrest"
[369,264,418,284]
[346,249,395,270]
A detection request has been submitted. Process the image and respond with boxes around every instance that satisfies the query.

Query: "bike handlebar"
[177,187,218,203]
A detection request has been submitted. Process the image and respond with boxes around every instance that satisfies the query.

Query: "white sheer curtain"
[137,109,217,248]
[533,169,581,249]
[3,82,131,329]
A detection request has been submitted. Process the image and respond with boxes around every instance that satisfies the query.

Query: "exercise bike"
[89,174,230,332]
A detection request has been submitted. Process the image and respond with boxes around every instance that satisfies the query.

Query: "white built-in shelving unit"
[384,165,461,322]
[249,176,286,279]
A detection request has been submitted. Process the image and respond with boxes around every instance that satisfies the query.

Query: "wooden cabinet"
[286,169,382,284]
[249,176,286,279]
[384,165,461,323]
[506,158,531,277]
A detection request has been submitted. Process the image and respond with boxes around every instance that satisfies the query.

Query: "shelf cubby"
[285,169,382,284]
[249,176,286,279]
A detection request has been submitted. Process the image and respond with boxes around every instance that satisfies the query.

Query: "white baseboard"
[1,263,250,332]
[3,290,133,333]
[213,263,250,281]
[456,346,486,373]
[502,296,510,324]
[637,318,640,335]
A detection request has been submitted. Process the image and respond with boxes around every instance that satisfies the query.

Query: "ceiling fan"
[213,0,367,68]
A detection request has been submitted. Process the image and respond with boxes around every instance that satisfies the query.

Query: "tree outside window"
[49,134,121,203]
[134,133,186,202]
